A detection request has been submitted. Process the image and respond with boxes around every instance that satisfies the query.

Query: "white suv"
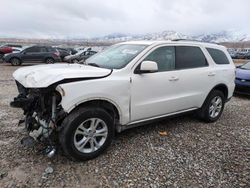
[11,40,235,160]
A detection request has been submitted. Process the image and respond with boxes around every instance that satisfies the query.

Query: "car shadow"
[115,112,200,139]
[233,93,250,100]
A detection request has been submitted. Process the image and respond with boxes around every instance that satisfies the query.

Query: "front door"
[22,46,42,62]
[130,46,179,122]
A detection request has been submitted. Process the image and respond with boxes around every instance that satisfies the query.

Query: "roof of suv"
[121,40,225,49]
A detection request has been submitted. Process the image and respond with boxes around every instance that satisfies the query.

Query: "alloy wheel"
[12,58,20,65]
[46,59,54,64]
[209,96,222,118]
[74,118,108,153]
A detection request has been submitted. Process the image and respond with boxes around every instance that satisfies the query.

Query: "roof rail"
[172,39,219,45]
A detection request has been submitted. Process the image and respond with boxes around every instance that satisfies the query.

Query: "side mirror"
[136,61,158,74]
[22,51,26,55]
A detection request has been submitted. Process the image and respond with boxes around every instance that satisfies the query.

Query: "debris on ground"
[0,64,249,187]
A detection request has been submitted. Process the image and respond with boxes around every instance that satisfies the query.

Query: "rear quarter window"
[206,48,230,65]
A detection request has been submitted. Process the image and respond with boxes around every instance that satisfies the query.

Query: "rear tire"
[59,107,114,161]
[197,90,225,123]
[45,58,55,64]
[10,57,21,66]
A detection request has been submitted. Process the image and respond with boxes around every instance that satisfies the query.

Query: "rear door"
[22,47,39,62]
[170,46,215,109]
[38,47,49,61]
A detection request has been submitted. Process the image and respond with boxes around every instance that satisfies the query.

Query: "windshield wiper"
[87,63,100,67]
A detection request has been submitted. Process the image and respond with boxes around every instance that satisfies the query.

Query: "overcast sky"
[0,0,249,38]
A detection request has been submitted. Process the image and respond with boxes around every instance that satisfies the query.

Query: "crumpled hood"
[13,64,112,88]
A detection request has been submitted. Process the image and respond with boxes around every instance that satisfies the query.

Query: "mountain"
[93,31,189,42]
[1,30,249,46]
[194,31,250,43]
[92,30,250,43]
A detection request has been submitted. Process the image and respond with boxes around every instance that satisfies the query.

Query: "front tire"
[197,90,225,123]
[59,107,114,161]
[10,57,21,66]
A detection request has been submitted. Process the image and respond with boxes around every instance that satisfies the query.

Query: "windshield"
[85,44,147,69]
[241,62,250,70]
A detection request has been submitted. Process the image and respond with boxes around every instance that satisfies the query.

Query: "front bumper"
[235,78,250,95]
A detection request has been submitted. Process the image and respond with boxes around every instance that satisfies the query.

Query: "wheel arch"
[10,56,22,63]
[211,84,229,99]
[68,98,121,125]
[201,83,229,108]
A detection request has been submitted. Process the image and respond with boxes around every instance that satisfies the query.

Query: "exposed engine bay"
[10,81,66,157]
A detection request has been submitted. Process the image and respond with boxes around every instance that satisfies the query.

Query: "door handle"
[169,76,179,81]
[208,72,216,76]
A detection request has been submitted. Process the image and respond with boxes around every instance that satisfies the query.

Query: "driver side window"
[25,47,39,53]
[144,46,175,72]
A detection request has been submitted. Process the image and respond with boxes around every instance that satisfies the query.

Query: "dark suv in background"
[3,46,61,66]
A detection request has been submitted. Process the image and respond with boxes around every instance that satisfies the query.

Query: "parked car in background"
[55,47,71,59]
[3,46,61,66]
[3,44,23,51]
[0,44,18,59]
[0,44,23,56]
[229,51,237,59]
[234,52,247,59]
[235,62,250,95]
[243,52,250,59]
[64,50,97,63]
[10,40,235,160]
[66,48,78,55]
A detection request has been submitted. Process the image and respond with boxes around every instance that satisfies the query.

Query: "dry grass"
[233,59,249,65]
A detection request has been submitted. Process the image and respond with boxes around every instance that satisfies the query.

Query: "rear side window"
[206,48,230,64]
[176,46,207,69]
[25,47,39,53]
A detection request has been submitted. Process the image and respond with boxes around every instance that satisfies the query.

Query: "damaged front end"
[10,81,66,157]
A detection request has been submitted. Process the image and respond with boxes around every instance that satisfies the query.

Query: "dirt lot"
[0,63,249,188]
[233,59,249,65]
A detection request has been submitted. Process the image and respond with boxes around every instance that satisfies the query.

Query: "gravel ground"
[0,63,249,188]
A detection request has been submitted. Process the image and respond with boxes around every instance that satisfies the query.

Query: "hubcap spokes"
[13,59,18,65]
[74,118,108,153]
[47,59,53,64]
[209,96,222,118]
